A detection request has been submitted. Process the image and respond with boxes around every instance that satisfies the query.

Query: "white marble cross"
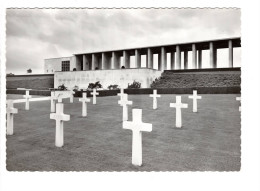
[69,90,75,103]
[123,109,152,166]
[236,97,241,112]
[149,89,161,109]
[170,96,188,128]
[13,97,51,104]
[50,103,70,147]
[79,92,91,117]
[117,88,124,105]
[18,89,32,110]
[91,89,99,104]
[57,94,63,103]
[188,90,202,112]
[50,91,57,112]
[118,93,133,121]
[6,100,18,135]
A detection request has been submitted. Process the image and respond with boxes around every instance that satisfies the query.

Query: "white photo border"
[1,0,260,191]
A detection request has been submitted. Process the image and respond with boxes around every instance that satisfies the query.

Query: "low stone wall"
[6,74,54,90]
[54,68,162,89]
[7,89,51,96]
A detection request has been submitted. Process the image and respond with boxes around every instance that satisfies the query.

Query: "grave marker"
[79,92,91,117]
[149,89,161,109]
[6,100,18,135]
[188,90,202,112]
[57,94,63,103]
[236,97,241,111]
[17,88,32,110]
[50,103,70,147]
[91,89,99,104]
[69,90,75,103]
[118,93,132,121]
[170,96,188,128]
[117,88,124,105]
[13,97,51,104]
[123,109,152,166]
[50,91,56,112]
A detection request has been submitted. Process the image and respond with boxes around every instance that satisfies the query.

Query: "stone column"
[102,52,108,70]
[176,45,181,69]
[198,50,202,69]
[160,47,167,71]
[158,53,161,71]
[171,51,175,70]
[112,52,120,69]
[92,54,98,70]
[209,42,217,68]
[228,40,233,68]
[123,50,130,68]
[147,48,153,69]
[135,49,141,68]
[83,55,86,71]
[192,44,197,69]
[184,51,188,69]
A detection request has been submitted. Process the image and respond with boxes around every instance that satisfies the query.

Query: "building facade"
[44,37,241,89]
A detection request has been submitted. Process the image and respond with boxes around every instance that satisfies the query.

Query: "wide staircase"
[151,68,241,89]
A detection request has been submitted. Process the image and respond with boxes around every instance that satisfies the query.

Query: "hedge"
[6,86,240,97]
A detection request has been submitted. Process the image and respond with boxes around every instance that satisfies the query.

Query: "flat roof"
[74,37,241,56]
[44,56,71,60]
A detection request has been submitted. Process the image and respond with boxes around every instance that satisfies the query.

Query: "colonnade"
[76,38,239,71]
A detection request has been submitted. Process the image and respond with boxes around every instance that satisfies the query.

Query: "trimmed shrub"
[127,80,141,89]
[58,84,67,90]
[88,81,102,89]
[107,84,119,90]
[73,85,79,92]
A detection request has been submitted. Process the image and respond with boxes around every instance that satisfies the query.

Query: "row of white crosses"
[7,87,99,148]
[50,89,99,147]
[116,89,203,166]
[8,87,240,165]
[117,88,153,166]
[50,88,101,147]
[149,90,201,128]
[6,96,52,135]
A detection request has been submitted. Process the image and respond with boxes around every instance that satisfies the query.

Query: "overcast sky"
[6,8,241,74]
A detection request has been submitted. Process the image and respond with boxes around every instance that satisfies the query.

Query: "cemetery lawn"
[6,94,241,171]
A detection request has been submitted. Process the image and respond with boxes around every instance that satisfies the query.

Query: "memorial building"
[44,37,241,89]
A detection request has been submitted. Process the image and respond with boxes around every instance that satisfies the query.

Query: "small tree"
[73,68,77,71]
[27,69,32,73]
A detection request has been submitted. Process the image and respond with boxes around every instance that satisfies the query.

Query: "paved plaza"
[6,94,241,171]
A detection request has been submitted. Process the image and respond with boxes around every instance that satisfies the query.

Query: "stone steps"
[151,70,241,88]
